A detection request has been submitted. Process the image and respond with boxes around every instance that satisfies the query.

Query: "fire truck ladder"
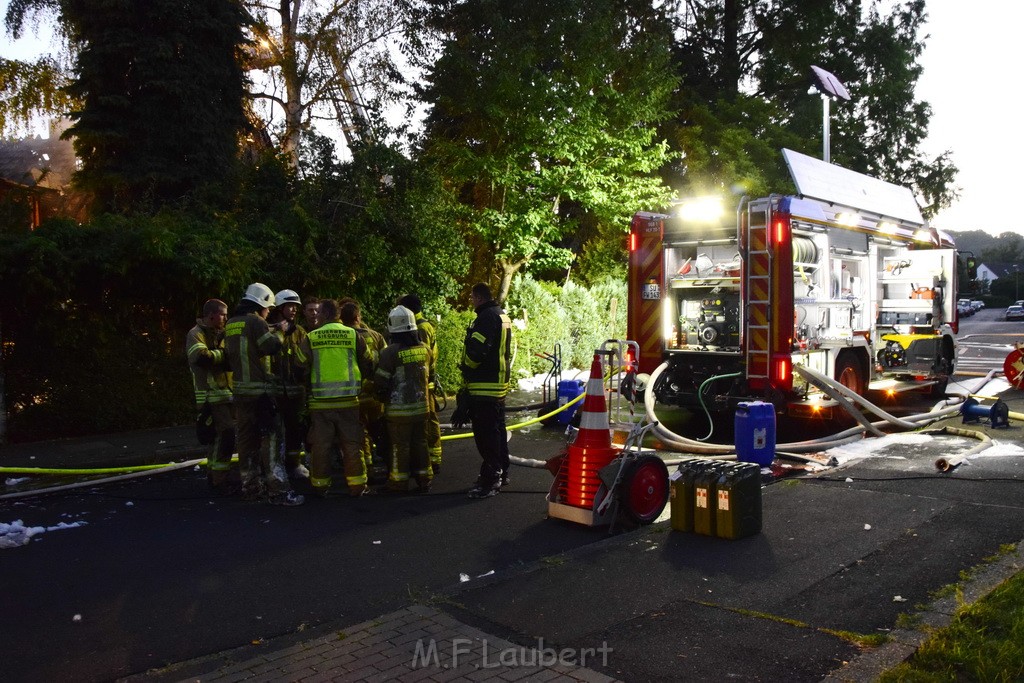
[318,39,375,149]
[744,199,773,384]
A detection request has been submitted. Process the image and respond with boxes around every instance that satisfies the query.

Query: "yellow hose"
[0,393,589,473]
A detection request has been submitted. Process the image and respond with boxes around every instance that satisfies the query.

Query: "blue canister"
[734,401,776,466]
[556,379,586,425]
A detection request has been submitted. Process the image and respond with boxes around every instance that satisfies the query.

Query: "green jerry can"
[693,461,730,536]
[713,462,763,540]
[669,458,705,532]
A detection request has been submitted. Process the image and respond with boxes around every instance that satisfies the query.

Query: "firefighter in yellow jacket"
[224,283,305,506]
[374,306,434,493]
[296,298,374,496]
[398,294,442,472]
[339,299,389,483]
[268,288,310,480]
[186,298,234,493]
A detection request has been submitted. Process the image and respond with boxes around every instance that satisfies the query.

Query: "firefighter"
[296,298,374,497]
[339,299,389,484]
[375,306,433,493]
[268,289,310,481]
[398,293,442,473]
[452,283,513,499]
[302,296,321,331]
[224,283,305,506]
[186,298,235,494]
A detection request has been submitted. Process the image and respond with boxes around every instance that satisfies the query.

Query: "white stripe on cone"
[572,354,613,449]
[579,409,609,431]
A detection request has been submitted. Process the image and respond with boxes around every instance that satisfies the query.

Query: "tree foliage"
[416,0,677,301]
[244,0,417,168]
[56,0,249,214]
[666,0,958,215]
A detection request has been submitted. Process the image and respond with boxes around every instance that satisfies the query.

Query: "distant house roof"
[0,120,88,225]
[977,262,1019,280]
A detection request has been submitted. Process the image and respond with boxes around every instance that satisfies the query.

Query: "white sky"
[917,0,1024,236]
[1,0,1018,236]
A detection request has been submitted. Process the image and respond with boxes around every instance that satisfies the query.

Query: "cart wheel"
[620,455,669,525]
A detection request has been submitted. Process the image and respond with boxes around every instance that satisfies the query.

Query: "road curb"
[821,537,1024,682]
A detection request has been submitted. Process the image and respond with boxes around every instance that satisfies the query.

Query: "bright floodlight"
[676,196,724,223]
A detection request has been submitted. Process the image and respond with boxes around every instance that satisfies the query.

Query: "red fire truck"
[627,148,958,418]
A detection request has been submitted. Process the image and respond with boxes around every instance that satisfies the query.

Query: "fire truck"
[627,148,958,419]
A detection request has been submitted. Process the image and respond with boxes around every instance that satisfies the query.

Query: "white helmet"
[387,305,417,334]
[243,282,275,308]
[275,289,301,307]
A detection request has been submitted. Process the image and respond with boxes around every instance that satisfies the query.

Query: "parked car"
[971,300,984,311]
[957,299,973,316]
[1005,305,1024,321]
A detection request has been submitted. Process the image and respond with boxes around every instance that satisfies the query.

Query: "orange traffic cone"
[565,353,619,509]
[574,354,612,450]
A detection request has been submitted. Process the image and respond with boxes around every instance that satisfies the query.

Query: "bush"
[429,275,627,396]
[432,305,475,396]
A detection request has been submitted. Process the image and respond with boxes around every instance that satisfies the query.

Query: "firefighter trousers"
[386,418,431,492]
[358,398,389,474]
[234,396,290,499]
[426,392,442,468]
[469,397,509,487]
[308,407,365,495]
[276,388,307,470]
[206,402,235,486]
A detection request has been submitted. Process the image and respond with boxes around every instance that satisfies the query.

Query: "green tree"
[1,1,75,136]
[244,0,417,169]
[58,0,249,214]
[416,0,677,302]
[666,0,958,214]
[295,136,470,324]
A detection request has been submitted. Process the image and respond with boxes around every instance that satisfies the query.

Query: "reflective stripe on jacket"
[300,322,363,410]
[375,341,432,421]
[415,313,438,389]
[224,313,282,397]
[186,321,232,404]
[460,300,512,399]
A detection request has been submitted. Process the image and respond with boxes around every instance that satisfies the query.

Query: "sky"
[915,1,1024,236]
[1,0,1019,236]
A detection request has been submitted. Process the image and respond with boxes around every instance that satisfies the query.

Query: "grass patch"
[879,570,1024,682]
[894,612,922,630]
[702,603,886,649]
[820,629,889,648]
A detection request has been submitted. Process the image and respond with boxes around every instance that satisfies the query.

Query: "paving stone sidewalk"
[141,604,620,683]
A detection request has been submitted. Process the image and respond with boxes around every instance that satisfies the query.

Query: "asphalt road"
[2,314,1023,682]
[0,415,582,683]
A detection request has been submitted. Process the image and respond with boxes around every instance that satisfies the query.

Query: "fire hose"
[643,361,996,461]
[0,393,588,499]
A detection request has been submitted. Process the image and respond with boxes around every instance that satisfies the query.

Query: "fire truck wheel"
[621,455,669,525]
[834,353,866,395]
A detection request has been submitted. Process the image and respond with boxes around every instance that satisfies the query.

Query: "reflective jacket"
[460,299,512,399]
[297,322,372,410]
[186,320,232,405]
[415,312,438,390]
[224,312,282,398]
[271,322,308,395]
[355,324,386,405]
[375,340,433,421]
